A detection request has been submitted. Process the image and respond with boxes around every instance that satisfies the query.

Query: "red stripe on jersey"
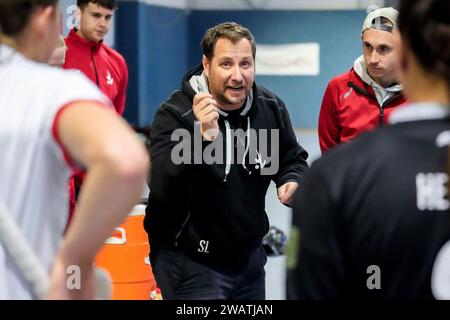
[51,103,83,173]
[51,100,110,173]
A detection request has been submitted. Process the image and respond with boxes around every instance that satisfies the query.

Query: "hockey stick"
[0,203,111,299]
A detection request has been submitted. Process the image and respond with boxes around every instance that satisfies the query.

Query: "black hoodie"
[145,64,309,268]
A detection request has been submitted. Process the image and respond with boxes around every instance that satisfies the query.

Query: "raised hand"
[193,93,220,141]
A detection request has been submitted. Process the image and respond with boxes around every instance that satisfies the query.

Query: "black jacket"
[145,64,309,268]
[288,103,450,299]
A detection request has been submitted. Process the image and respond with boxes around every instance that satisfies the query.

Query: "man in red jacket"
[318,7,406,153]
[63,0,128,115]
[63,0,129,214]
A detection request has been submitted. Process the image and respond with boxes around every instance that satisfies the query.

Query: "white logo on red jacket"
[106,71,114,86]
[344,87,353,100]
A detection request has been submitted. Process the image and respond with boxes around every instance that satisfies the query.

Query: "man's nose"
[98,18,107,29]
[369,51,380,65]
[230,66,243,81]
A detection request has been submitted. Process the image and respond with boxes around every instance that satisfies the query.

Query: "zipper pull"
[379,107,384,127]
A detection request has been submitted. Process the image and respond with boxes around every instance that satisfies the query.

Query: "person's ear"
[399,39,409,73]
[32,5,55,38]
[202,55,210,78]
[76,6,81,27]
[396,38,409,85]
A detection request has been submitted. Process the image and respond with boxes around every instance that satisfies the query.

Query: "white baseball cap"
[362,6,399,34]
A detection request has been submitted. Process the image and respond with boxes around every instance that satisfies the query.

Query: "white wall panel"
[190,0,385,10]
[123,0,385,10]
[119,0,187,9]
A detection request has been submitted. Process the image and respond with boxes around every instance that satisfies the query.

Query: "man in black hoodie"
[145,22,309,300]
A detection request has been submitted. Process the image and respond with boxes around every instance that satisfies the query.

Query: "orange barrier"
[95,204,158,300]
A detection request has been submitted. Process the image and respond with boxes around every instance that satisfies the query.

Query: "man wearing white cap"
[318,7,406,153]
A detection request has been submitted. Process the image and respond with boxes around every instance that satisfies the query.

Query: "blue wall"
[117,5,366,128]
[116,3,189,126]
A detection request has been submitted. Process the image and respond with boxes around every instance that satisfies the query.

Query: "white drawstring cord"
[241,117,252,175]
[223,120,232,182]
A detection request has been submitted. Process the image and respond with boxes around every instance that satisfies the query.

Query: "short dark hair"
[77,0,117,10]
[0,0,57,37]
[201,22,256,60]
[398,0,450,88]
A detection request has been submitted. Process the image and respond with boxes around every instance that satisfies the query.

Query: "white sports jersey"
[0,45,110,299]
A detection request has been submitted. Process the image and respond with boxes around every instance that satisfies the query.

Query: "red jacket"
[63,29,128,115]
[318,68,406,153]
